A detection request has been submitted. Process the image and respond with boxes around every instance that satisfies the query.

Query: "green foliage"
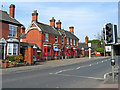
[14,54,24,63]
[95,46,104,53]
[87,39,101,44]
[6,56,15,62]
[6,54,24,63]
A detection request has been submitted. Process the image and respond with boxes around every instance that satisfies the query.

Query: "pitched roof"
[0,10,22,26]
[36,22,61,36]
[60,30,79,40]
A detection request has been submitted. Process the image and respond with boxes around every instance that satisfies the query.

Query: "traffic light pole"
[111,44,115,82]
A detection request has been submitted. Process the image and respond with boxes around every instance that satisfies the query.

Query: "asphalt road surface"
[2,56,119,88]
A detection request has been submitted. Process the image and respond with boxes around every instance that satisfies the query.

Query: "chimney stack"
[9,4,15,18]
[21,26,25,33]
[32,10,38,22]
[85,36,88,44]
[50,17,56,27]
[69,26,74,34]
[56,20,61,30]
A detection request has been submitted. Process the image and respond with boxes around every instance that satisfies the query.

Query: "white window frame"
[70,39,72,45]
[62,36,64,44]
[9,24,17,37]
[7,43,18,55]
[45,33,49,41]
[55,36,58,43]
[67,38,69,44]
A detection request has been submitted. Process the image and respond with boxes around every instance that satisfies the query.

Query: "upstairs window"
[55,36,58,43]
[74,40,75,45]
[45,33,49,41]
[67,38,69,44]
[62,36,64,44]
[77,41,79,46]
[70,39,72,45]
[9,24,17,37]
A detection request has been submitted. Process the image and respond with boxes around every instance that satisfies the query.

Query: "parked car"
[91,52,96,56]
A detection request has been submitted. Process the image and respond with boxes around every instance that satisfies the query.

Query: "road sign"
[54,46,59,51]
[105,46,111,52]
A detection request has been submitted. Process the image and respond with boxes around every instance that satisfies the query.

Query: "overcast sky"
[1,1,118,42]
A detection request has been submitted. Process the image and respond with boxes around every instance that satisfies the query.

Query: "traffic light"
[105,23,113,43]
[111,59,115,66]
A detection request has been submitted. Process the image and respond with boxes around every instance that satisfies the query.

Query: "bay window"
[7,43,18,55]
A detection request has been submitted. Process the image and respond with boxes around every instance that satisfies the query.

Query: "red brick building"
[0,4,23,60]
[21,10,79,61]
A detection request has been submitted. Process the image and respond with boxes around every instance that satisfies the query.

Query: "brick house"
[21,10,79,62]
[22,10,62,60]
[0,4,23,60]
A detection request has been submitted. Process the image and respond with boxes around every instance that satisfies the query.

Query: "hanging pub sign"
[54,46,59,51]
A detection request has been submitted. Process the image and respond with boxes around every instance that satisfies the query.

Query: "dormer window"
[9,24,17,37]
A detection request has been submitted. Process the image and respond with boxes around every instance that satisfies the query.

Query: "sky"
[0,1,118,42]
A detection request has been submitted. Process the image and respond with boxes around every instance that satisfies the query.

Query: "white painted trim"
[26,22,42,34]
[3,44,6,60]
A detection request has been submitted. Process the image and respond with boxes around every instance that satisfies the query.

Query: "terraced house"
[21,10,79,63]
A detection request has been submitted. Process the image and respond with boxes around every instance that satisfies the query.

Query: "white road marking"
[76,67,81,70]
[56,73,104,80]
[89,64,92,66]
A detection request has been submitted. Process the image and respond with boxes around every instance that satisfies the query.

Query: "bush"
[6,56,15,62]
[14,54,24,63]
[6,54,24,63]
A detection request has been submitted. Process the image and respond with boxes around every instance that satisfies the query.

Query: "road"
[2,56,119,88]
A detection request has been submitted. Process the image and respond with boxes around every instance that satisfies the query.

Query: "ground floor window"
[37,52,40,56]
[7,43,18,55]
[48,48,50,55]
